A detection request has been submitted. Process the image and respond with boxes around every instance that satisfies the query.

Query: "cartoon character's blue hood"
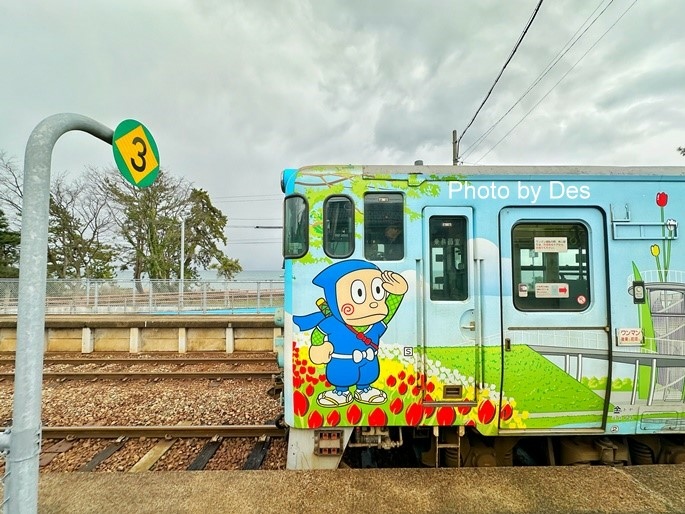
[313,260,379,320]
[294,260,380,330]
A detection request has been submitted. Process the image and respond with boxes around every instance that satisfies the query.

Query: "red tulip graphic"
[656,192,668,207]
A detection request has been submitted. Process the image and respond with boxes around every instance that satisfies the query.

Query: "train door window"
[364,193,404,261]
[429,216,468,301]
[324,195,354,258]
[512,222,590,311]
[283,195,308,258]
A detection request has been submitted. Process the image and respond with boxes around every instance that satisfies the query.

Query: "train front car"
[282,164,685,469]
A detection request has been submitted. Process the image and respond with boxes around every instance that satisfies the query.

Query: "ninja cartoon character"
[294,260,408,407]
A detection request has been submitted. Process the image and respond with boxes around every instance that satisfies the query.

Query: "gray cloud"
[2,0,684,270]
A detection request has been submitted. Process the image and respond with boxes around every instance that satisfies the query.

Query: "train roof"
[297,164,685,177]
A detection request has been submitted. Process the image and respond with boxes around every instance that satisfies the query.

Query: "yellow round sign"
[112,119,160,188]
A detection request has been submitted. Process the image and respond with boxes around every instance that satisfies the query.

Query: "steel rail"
[40,425,286,439]
[0,356,276,366]
[0,371,278,380]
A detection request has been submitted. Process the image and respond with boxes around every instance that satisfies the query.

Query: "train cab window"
[283,195,308,258]
[364,193,404,261]
[429,216,468,301]
[512,222,590,311]
[324,195,354,258]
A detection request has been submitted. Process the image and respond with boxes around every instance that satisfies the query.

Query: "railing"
[0,278,284,315]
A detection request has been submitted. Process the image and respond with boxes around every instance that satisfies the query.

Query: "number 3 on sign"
[112,119,160,188]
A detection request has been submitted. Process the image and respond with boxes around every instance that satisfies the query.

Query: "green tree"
[99,169,241,287]
[1,154,117,279]
[186,189,241,280]
[47,175,116,279]
[0,209,20,278]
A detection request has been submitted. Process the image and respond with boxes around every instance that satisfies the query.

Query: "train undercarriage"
[307,427,685,468]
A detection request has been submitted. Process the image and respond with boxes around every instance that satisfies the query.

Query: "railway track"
[34,424,287,472]
[0,370,279,380]
[42,424,286,439]
[0,355,277,366]
[0,353,281,380]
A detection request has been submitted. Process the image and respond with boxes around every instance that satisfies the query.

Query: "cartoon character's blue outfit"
[294,260,402,402]
[314,311,386,391]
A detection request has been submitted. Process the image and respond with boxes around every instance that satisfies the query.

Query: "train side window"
[429,216,468,301]
[324,195,354,258]
[512,222,590,311]
[364,193,404,261]
[283,195,308,259]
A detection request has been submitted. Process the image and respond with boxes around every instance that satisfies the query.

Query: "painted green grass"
[422,345,605,413]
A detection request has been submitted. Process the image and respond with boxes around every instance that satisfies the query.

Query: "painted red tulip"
[500,403,513,422]
[307,410,324,428]
[477,399,496,425]
[398,382,408,395]
[293,390,309,416]
[436,406,456,426]
[386,375,397,387]
[390,398,404,414]
[426,381,435,393]
[318,374,326,382]
[423,394,435,418]
[346,404,362,425]
[305,384,314,397]
[398,370,406,380]
[656,192,668,207]
[299,366,306,375]
[411,386,420,396]
[308,366,315,375]
[465,419,476,427]
[326,410,341,427]
[407,375,415,385]
[368,408,388,426]
[457,399,472,415]
[405,402,422,425]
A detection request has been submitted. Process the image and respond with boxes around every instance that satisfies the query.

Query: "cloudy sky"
[2,0,683,271]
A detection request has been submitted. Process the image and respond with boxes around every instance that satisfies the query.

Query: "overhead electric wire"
[473,0,638,164]
[460,0,613,160]
[458,0,545,144]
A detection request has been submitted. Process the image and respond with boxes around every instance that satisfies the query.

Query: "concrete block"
[0,328,16,352]
[47,328,81,352]
[93,328,130,352]
[82,327,94,354]
[234,327,273,352]
[140,328,178,352]
[187,328,225,352]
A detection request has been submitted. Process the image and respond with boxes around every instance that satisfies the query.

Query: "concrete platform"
[10,466,685,514]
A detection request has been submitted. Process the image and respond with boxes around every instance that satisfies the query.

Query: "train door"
[499,207,611,432]
[421,207,477,402]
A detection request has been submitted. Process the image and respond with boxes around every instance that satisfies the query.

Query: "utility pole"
[180,217,185,308]
[452,129,459,165]
[6,114,115,514]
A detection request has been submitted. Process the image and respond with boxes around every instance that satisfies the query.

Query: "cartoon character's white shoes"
[353,387,387,404]
[317,389,353,407]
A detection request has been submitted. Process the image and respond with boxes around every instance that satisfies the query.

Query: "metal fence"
[0,278,284,315]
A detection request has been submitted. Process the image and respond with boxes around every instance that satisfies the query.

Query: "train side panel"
[282,165,685,442]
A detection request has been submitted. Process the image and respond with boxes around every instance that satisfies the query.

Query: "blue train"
[280,164,685,468]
